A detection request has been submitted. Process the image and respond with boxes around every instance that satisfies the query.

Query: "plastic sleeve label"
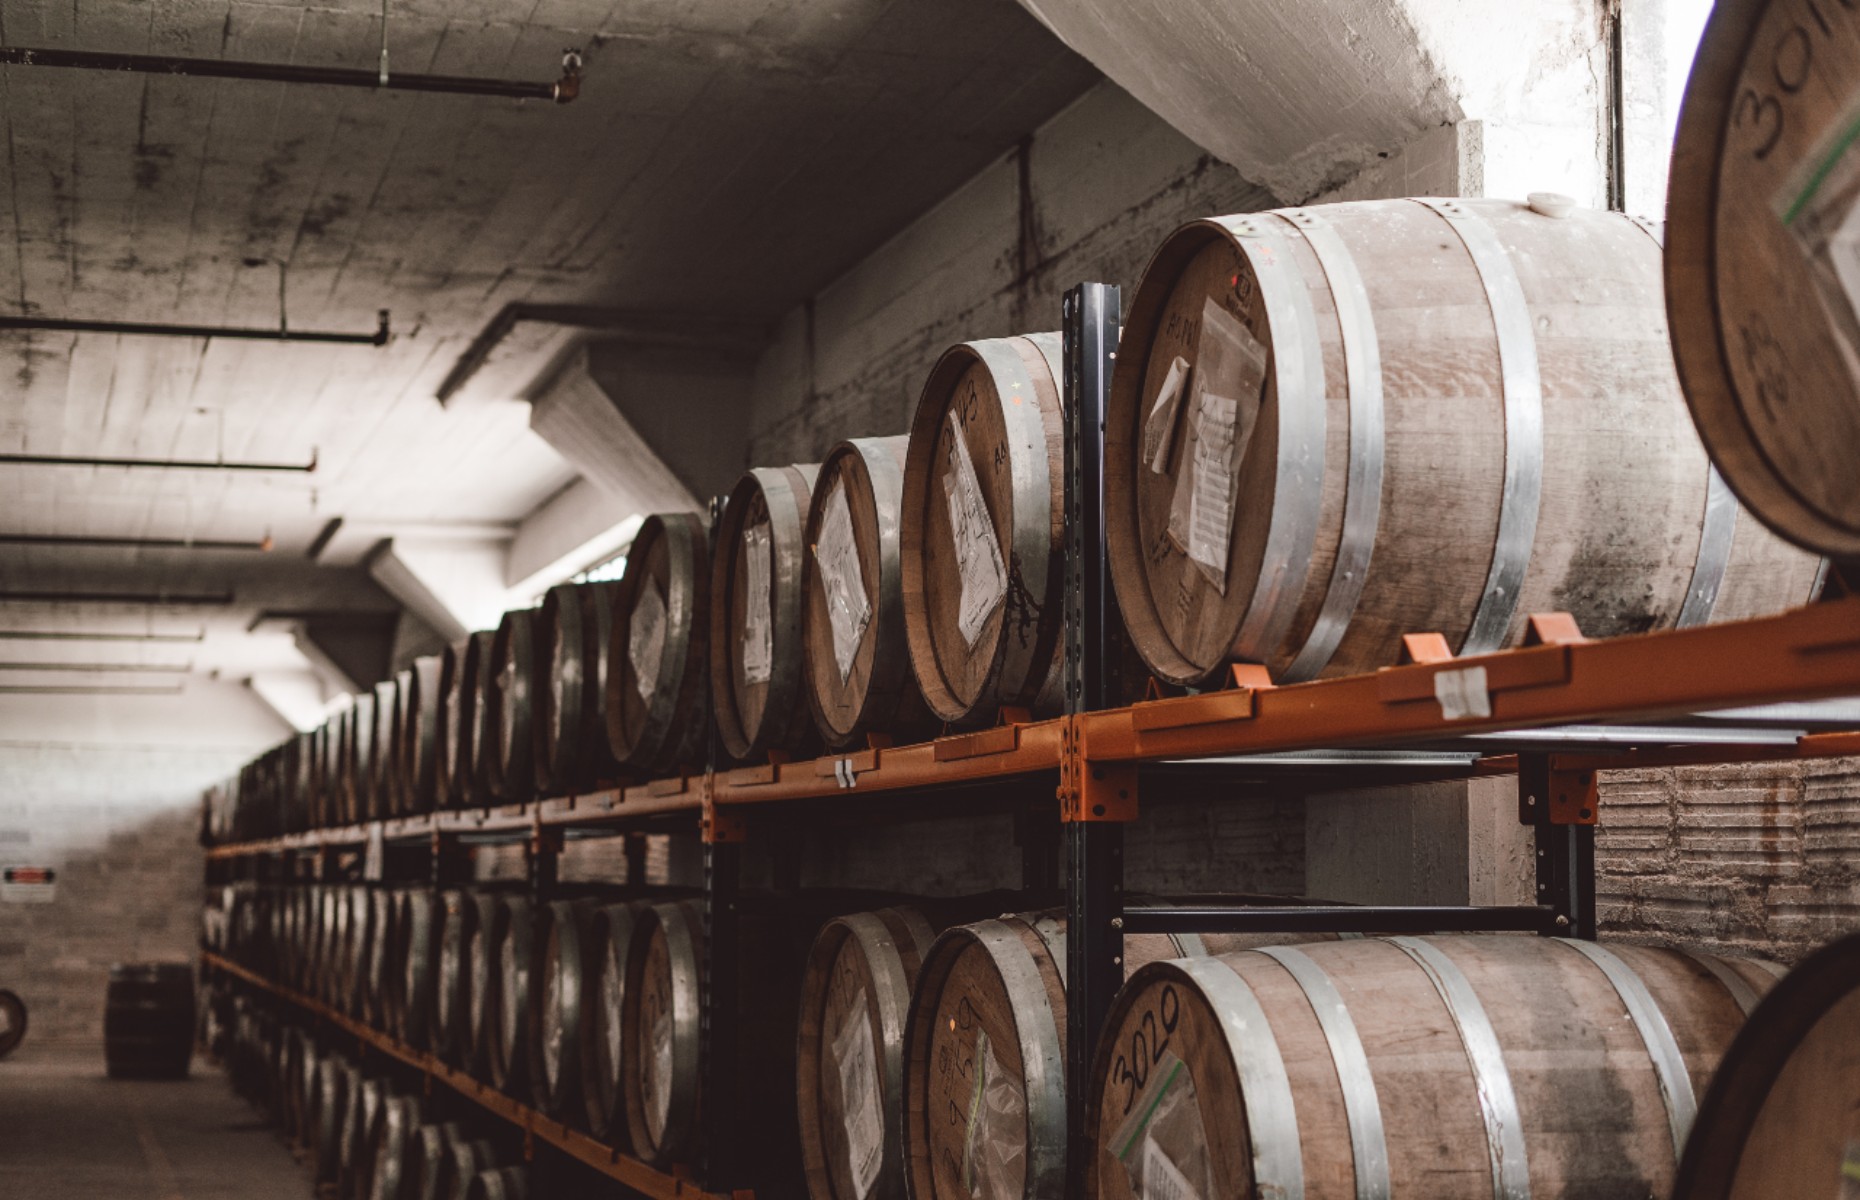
[961,1027,1026,1200]
[815,477,873,683]
[944,416,1009,648]
[743,523,774,685]
[1778,88,1860,386]
[629,581,667,704]
[830,990,886,1200]
[1109,1051,1213,1200]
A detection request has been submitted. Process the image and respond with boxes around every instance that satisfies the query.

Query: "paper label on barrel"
[831,989,885,1200]
[944,416,1008,648]
[629,582,667,703]
[1164,298,1266,590]
[1141,1139,1201,1200]
[1433,665,1491,720]
[815,478,872,683]
[1143,355,1192,472]
[743,523,774,685]
[1777,87,1860,392]
[1185,393,1243,592]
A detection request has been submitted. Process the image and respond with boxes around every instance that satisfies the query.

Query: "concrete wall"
[0,680,287,1044]
[1599,761,1860,964]
[746,80,1274,465]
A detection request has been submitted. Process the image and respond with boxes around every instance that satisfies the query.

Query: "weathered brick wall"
[1599,759,1860,963]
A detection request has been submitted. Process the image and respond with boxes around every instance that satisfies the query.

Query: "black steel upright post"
[1062,282,1124,1199]
[698,494,745,1190]
[1522,753,1598,939]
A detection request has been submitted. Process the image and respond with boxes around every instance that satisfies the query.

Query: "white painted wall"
[0,678,287,1042]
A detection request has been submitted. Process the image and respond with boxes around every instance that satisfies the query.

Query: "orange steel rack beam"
[204,596,1860,860]
[199,951,738,1200]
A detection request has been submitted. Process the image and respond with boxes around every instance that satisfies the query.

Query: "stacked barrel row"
[208,192,1831,840]
[209,983,534,1200]
[208,879,1800,1200]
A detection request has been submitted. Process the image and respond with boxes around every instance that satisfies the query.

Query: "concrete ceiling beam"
[364,535,514,645]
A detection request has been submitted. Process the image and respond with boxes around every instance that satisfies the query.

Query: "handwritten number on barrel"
[1736,89,1784,160]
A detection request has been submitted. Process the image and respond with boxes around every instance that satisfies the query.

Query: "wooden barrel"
[536,582,622,794]
[365,888,395,1028]
[490,893,543,1102]
[373,679,401,818]
[583,901,649,1141]
[903,913,1335,1200]
[464,1167,529,1200]
[349,692,377,823]
[1107,199,1825,687]
[457,631,498,809]
[377,676,405,818]
[1668,0,1860,557]
[1083,935,1781,1200]
[313,1058,355,1184]
[411,1121,465,1200]
[442,1138,501,1200]
[0,987,22,1059]
[369,1093,423,1200]
[344,886,375,1019]
[539,897,600,1122]
[466,891,507,1078]
[436,641,465,809]
[399,889,440,1051]
[321,704,348,827]
[797,907,940,1200]
[104,962,194,1079]
[1673,933,1853,1199]
[401,655,443,814]
[902,336,1068,726]
[606,513,710,774]
[803,438,934,749]
[490,609,539,804]
[712,464,823,761]
[434,890,477,1067]
[621,900,706,1163]
[342,1074,386,1200]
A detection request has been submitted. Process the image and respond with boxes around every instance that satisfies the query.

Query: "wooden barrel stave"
[401,655,444,814]
[436,641,465,810]
[1084,935,1782,1199]
[803,437,935,749]
[373,678,401,819]
[1107,200,1824,687]
[465,891,506,1080]
[607,513,711,775]
[902,335,1067,726]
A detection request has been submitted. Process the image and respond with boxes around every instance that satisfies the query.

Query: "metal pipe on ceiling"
[0,453,314,473]
[0,310,389,346]
[0,684,183,695]
[0,533,272,551]
[0,629,204,642]
[0,590,234,606]
[0,661,192,673]
[0,46,580,103]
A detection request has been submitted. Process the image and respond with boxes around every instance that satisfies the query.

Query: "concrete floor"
[0,1045,314,1200]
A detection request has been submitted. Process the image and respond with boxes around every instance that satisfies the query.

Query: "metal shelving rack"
[203,281,1860,1200]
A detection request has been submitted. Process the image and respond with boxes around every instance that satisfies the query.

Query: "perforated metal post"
[1061,282,1124,1198]
[1522,753,1598,939]
[698,494,745,1190]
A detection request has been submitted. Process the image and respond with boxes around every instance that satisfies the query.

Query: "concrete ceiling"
[0,0,1099,730]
